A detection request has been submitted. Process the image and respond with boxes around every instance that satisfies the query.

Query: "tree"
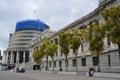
[59,30,69,71]
[85,22,104,72]
[32,49,40,64]
[46,41,58,71]
[40,38,51,70]
[101,6,120,55]
[67,30,81,72]
[79,29,87,52]
[32,49,44,69]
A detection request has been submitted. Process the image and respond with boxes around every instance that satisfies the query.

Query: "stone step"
[41,70,57,74]
[58,71,85,75]
[86,72,120,79]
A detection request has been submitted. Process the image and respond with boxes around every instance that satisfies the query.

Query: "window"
[36,47,38,50]
[59,61,62,67]
[92,57,99,66]
[108,55,111,66]
[54,38,58,44]
[49,62,51,67]
[72,59,76,67]
[79,25,87,30]
[81,58,86,66]
[54,61,56,67]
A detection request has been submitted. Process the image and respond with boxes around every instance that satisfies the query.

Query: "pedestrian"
[13,67,15,72]
[89,65,95,77]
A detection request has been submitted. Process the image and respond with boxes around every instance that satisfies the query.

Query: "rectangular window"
[59,61,62,67]
[92,57,99,66]
[54,61,56,67]
[55,38,58,44]
[108,55,111,66]
[72,59,76,67]
[81,58,86,66]
[49,62,51,67]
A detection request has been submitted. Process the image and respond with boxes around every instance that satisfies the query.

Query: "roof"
[15,20,47,32]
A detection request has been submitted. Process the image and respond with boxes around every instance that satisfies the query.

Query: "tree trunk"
[75,50,78,72]
[107,33,111,46]
[46,56,48,70]
[65,54,68,71]
[52,57,54,71]
[39,59,41,70]
[97,55,101,72]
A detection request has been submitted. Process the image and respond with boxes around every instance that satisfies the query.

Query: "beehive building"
[2,20,49,66]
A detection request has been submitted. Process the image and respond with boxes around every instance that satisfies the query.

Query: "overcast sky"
[0,0,98,53]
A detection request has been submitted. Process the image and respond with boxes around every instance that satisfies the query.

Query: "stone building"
[2,20,49,69]
[30,0,120,73]
[29,29,55,70]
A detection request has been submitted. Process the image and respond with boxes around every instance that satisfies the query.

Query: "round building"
[3,20,49,66]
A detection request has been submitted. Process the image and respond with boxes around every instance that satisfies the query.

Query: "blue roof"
[15,20,46,32]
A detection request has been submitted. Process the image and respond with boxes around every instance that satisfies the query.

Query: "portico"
[2,50,29,65]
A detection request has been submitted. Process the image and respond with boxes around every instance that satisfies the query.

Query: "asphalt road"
[0,70,119,80]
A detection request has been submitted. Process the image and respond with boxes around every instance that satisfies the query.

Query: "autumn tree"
[101,6,120,55]
[67,30,81,72]
[85,22,104,72]
[32,49,44,69]
[59,30,69,71]
[40,38,51,70]
[46,41,58,71]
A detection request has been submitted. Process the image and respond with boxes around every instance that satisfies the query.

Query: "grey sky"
[0,0,98,53]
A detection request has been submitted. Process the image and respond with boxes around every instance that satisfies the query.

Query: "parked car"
[16,66,25,73]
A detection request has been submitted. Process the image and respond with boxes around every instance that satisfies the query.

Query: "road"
[0,71,119,80]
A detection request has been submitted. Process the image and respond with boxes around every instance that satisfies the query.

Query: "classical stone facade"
[29,29,55,63]
[30,0,120,72]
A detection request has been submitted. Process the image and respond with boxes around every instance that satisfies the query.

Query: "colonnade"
[2,51,29,64]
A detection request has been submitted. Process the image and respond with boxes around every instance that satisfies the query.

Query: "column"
[30,50,34,62]
[10,51,13,64]
[6,52,8,64]
[2,52,6,64]
[16,51,19,63]
[12,52,14,64]
[29,52,31,62]
[23,51,25,63]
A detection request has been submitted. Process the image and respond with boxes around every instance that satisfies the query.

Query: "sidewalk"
[41,70,120,79]
[19,71,120,80]
[87,72,120,79]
